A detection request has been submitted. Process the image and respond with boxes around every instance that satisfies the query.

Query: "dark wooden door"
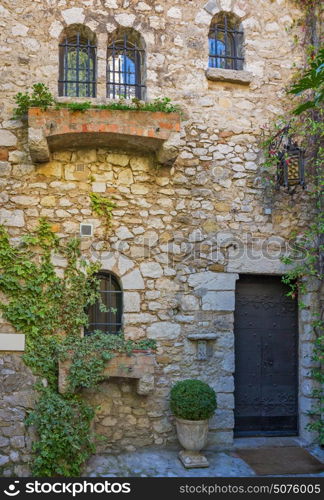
[234,275,298,436]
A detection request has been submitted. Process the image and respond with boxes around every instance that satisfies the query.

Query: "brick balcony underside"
[28,108,181,165]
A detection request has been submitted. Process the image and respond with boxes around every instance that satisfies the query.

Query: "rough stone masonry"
[0,0,320,476]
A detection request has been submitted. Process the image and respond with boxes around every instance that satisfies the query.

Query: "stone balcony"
[28,107,181,166]
[58,350,156,396]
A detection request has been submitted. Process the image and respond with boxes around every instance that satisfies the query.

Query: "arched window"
[85,272,123,335]
[107,29,146,100]
[208,13,243,70]
[59,26,96,97]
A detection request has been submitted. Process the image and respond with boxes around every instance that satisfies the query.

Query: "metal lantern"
[277,137,305,190]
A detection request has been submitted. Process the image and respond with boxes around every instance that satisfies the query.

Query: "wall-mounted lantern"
[277,136,305,191]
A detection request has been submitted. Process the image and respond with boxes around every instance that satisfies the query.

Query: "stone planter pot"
[175,417,210,468]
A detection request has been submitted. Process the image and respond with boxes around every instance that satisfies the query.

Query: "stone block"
[0,161,11,177]
[62,7,85,24]
[40,196,56,207]
[130,157,151,171]
[0,437,9,447]
[92,182,106,193]
[65,165,89,181]
[115,13,136,27]
[116,168,133,185]
[180,294,200,311]
[12,195,39,206]
[206,430,233,449]
[8,150,26,163]
[116,226,133,240]
[28,127,50,163]
[136,374,155,395]
[209,410,234,430]
[0,209,25,227]
[106,153,129,166]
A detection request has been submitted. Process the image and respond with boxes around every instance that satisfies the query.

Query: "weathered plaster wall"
[0,0,319,476]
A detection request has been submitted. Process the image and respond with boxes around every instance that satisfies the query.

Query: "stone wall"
[0,0,320,476]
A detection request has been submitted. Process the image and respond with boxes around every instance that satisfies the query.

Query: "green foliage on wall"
[0,220,156,476]
[170,379,217,421]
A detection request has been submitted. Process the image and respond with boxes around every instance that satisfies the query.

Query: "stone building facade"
[0,0,320,476]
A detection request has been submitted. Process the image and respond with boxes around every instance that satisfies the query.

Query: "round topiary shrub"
[170,379,217,421]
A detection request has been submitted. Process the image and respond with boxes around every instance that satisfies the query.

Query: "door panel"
[234,275,298,436]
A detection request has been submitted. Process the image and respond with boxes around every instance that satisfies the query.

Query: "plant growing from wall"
[13,84,182,117]
[0,219,156,476]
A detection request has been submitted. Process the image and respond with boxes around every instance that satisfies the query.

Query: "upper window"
[85,272,123,335]
[208,13,244,70]
[107,29,146,100]
[59,26,97,97]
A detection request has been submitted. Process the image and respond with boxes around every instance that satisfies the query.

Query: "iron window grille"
[107,35,145,99]
[59,33,96,97]
[85,272,123,335]
[208,15,244,70]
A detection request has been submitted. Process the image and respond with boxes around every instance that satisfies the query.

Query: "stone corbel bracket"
[27,107,181,166]
[59,351,156,396]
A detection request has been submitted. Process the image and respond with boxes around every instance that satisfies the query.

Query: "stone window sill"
[58,350,156,396]
[206,68,253,85]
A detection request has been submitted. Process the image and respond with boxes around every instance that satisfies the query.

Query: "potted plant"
[170,379,217,468]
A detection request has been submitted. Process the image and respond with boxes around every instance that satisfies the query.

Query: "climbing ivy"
[0,220,156,476]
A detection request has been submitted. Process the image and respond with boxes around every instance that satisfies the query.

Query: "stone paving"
[84,446,324,478]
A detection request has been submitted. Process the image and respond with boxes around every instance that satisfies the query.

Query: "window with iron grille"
[59,31,96,97]
[85,272,123,335]
[208,14,244,70]
[107,33,146,99]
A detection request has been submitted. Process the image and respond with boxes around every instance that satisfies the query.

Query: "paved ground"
[84,445,324,478]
